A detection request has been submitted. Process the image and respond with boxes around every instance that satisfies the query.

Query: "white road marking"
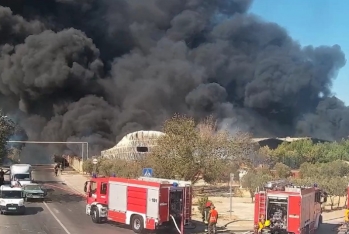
[54,208,60,214]
[43,201,71,234]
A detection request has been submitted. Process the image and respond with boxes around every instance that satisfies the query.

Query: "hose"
[170,215,181,234]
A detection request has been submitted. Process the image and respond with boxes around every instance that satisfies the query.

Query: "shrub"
[83,159,94,174]
[197,196,210,214]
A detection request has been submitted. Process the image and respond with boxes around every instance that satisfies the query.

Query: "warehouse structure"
[252,137,330,149]
[100,131,330,161]
[100,130,165,160]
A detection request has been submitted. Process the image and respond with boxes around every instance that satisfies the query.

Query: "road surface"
[0,165,137,234]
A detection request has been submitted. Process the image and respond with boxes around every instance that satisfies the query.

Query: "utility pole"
[229,173,234,219]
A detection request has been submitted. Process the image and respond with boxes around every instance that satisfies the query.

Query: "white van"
[0,185,25,215]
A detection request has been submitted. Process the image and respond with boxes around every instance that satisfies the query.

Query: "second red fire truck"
[83,175,192,233]
[254,180,327,234]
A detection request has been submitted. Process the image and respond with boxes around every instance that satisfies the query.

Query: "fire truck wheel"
[91,206,101,224]
[131,215,144,233]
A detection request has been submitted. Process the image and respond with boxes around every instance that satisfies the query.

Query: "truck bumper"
[86,204,91,215]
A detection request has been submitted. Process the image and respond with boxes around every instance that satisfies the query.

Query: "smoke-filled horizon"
[0,0,348,158]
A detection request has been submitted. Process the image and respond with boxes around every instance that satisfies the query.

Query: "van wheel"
[91,206,101,224]
[131,215,144,233]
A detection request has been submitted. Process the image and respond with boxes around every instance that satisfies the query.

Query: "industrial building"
[252,137,330,150]
[100,130,165,160]
[100,131,330,161]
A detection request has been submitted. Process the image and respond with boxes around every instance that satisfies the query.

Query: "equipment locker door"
[287,195,301,234]
[159,187,169,222]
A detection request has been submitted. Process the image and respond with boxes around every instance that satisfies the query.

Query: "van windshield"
[14,174,30,181]
[0,191,22,198]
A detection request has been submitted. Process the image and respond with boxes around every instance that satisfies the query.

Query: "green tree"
[321,160,349,177]
[267,139,349,165]
[320,176,345,209]
[273,162,292,178]
[241,168,273,202]
[148,115,256,183]
[0,114,15,162]
[299,162,322,178]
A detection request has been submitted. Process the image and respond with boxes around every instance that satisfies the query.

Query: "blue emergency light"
[92,173,97,178]
[314,183,318,187]
[172,182,179,187]
[112,173,116,177]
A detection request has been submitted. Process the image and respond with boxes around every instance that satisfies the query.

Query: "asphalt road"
[0,165,136,234]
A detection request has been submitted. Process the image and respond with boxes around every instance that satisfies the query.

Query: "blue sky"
[249,0,349,105]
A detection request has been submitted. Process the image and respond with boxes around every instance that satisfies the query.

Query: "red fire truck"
[83,175,192,233]
[254,180,327,234]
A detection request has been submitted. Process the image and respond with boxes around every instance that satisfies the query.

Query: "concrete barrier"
[64,155,83,172]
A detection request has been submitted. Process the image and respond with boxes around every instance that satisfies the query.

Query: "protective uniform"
[202,201,212,232]
[345,209,349,223]
[208,205,218,234]
[258,219,271,233]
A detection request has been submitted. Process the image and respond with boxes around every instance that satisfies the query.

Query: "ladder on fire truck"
[258,191,266,219]
[183,184,192,225]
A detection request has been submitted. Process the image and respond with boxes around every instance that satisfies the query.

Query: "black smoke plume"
[0,0,347,160]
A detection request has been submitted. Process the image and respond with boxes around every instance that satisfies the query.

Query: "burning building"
[100,130,165,160]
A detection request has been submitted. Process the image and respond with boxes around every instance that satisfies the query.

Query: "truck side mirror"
[84,182,88,193]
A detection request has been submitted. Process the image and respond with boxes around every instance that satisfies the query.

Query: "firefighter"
[207,205,218,234]
[345,209,349,225]
[54,164,59,177]
[258,217,271,233]
[202,201,212,232]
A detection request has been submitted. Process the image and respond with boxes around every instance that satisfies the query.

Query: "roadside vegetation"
[81,114,349,210]
[0,112,15,163]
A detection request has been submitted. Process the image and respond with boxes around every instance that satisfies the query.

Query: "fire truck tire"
[131,215,144,233]
[91,206,101,224]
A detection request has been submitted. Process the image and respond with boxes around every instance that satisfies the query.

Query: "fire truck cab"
[254,180,327,234]
[84,175,192,233]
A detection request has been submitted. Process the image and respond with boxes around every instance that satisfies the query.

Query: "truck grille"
[6,204,18,210]
[27,193,43,197]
